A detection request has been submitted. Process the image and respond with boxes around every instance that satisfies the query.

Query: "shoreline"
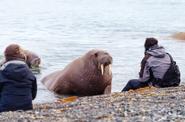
[1,85,185,121]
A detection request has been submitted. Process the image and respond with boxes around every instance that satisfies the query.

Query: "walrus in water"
[41,49,113,96]
[172,32,185,40]
[0,44,41,68]
[23,50,41,68]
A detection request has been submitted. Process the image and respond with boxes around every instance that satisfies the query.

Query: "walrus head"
[30,58,41,68]
[85,49,113,76]
[23,50,41,68]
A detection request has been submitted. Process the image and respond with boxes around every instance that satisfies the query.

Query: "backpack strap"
[166,53,174,64]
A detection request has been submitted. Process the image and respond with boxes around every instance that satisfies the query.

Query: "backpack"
[150,53,181,87]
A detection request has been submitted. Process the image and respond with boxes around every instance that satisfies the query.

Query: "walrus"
[0,44,41,68]
[41,49,113,96]
[172,32,185,40]
[23,50,41,68]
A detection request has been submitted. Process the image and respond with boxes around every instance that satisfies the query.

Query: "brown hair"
[4,44,26,62]
[144,37,158,51]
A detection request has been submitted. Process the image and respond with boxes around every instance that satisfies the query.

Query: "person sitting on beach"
[122,37,180,91]
[0,44,37,112]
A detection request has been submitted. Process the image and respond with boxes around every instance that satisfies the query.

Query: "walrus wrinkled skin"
[41,49,113,96]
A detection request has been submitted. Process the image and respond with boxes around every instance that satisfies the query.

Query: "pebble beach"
[1,85,185,122]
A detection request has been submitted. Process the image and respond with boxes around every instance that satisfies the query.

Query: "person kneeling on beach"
[122,37,180,91]
[0,44,37,112]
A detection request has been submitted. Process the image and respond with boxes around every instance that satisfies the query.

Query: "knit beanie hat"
[4,44,26,62]
[144,37,158,51]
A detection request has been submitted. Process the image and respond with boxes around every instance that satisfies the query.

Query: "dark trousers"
[122,79,149,92]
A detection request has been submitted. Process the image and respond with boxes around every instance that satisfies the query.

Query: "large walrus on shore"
[41,49,113,96]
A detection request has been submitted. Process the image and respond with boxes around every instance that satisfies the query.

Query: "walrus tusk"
[108,64,112,75]
[101,64,104,75]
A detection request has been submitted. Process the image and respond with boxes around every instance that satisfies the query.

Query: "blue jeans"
[122,79,149,92]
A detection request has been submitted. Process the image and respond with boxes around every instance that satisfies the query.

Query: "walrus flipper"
[103,85,111,94]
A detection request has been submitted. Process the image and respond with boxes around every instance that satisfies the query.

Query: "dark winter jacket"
[0,60,37,112]
[139,45,171,83]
